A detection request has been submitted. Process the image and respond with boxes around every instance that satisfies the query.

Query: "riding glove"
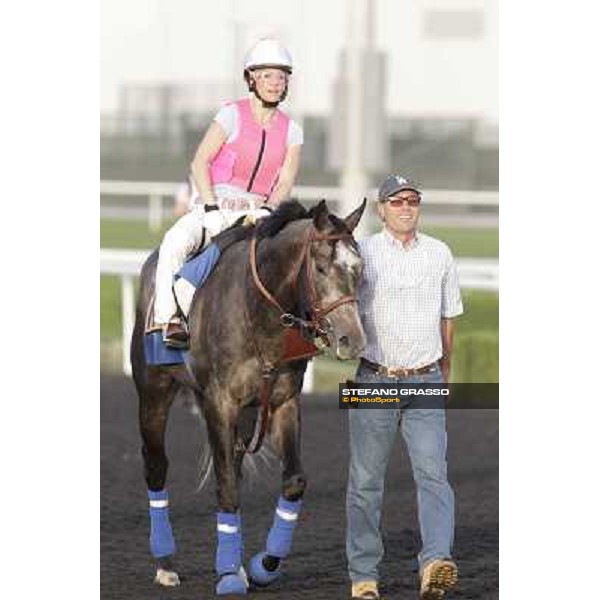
[202,205,227,238]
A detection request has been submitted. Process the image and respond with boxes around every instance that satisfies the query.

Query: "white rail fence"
[100,180,499,231]
[100,249,499,381]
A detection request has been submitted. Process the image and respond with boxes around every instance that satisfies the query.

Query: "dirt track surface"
[101,375,498,599]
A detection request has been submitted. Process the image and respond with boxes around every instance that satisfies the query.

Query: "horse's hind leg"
[138,370,181,587]
[248,395,306,586]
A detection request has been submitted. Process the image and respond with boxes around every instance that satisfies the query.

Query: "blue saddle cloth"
[144,332,187,365]
[176,243,221,287]
[143,244,222,366]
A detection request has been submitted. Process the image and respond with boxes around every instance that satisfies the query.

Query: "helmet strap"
[254,88,280,108]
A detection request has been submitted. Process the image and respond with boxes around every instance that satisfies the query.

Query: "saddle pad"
[144,331,187,365]
[143,245,221,366]
[176,243,221,288]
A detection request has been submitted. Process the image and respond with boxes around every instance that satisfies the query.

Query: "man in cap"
[346,175,463,599]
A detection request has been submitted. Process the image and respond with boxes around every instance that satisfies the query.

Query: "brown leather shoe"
[351,580,380,599]
[420,559,458,599]
[162,319,189,349]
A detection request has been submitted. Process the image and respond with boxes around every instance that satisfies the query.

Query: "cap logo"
[395,176,407,186]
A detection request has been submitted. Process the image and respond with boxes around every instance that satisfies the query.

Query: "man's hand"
[440,355,451,384]
[440,318,455,384]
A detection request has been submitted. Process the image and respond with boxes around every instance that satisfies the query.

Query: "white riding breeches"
[153,205,270,325]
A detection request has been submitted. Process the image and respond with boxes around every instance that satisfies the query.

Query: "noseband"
[249,226,357,344]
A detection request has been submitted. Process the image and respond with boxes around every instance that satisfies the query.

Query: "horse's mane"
[212,200,309,247]
[212,199,351,251]
[255,199,311,239]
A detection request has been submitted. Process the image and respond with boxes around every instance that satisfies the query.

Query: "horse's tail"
[192,404,279,492]
[197,448,213,492]
[194,404,213,492]
[241,441,280,489]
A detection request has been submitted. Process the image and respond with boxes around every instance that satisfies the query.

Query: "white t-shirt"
[214,103,304,147]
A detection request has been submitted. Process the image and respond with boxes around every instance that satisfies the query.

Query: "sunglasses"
[253,70,289,83]
[386,196,421,208]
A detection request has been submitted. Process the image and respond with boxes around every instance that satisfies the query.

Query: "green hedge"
[451,331,499,383]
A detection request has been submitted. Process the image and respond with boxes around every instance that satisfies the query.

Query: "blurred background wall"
[100,0,498,189]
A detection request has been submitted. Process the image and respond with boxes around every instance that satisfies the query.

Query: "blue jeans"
[346,362,454,583]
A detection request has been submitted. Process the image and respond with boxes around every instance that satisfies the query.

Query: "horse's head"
[299,200,367,360]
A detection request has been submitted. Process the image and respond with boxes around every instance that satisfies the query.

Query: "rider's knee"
[159,230,178,260]
[161,227,198,265]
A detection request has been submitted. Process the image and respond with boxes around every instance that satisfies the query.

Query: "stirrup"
[162,320,189,350]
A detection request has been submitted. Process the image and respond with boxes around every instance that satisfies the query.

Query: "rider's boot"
[173,278,197,319]
[162,317,189,349]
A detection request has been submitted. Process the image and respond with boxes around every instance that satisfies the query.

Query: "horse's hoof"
[248,551,282,586]
[216,568,248,595]
[154,568,180,587]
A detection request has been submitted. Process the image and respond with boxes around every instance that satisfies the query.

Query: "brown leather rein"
[242,226,357,454]
[249,226,357,339]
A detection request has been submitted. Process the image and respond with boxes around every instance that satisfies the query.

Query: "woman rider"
[154,38,303,347]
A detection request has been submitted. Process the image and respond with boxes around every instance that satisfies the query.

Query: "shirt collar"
[382,227,420,250]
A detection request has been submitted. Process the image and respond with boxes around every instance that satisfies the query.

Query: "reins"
[249,226,357,338]
[242,225,357,454]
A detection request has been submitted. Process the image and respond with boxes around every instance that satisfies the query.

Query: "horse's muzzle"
[316,302,366,360]
[326,312,366,360]
[334,331,366,360]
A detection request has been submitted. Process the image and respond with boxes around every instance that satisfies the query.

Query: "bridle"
[241,224,358,455]
[249,225,357,345]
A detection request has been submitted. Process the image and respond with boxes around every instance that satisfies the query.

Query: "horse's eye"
[316,264,327,275]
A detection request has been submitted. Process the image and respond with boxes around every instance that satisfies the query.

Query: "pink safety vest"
[209,99,290,197]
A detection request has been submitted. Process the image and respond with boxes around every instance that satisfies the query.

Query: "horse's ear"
[312,199,330,230]
[344,198,367,232]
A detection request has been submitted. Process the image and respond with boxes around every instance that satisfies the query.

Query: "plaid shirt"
[358,228,464,369]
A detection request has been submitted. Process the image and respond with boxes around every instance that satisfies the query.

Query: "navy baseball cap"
[378,175,422,201]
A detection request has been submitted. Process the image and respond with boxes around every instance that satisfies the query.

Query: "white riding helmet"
[244,38,293,74]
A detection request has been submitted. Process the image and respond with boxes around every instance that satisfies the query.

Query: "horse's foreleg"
[138,374,180,586]
[249,397,305,586]
[274,397,307,502]
[204,397,248,595]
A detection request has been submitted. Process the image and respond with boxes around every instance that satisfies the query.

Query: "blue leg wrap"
[215,512,247,595]
[248,551,281,586]
[216,573,248,595]
[148,489,176,558]
[215,512,243,575]
[265,496,302,558]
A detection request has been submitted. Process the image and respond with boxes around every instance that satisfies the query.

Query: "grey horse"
[130,199,367,595]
